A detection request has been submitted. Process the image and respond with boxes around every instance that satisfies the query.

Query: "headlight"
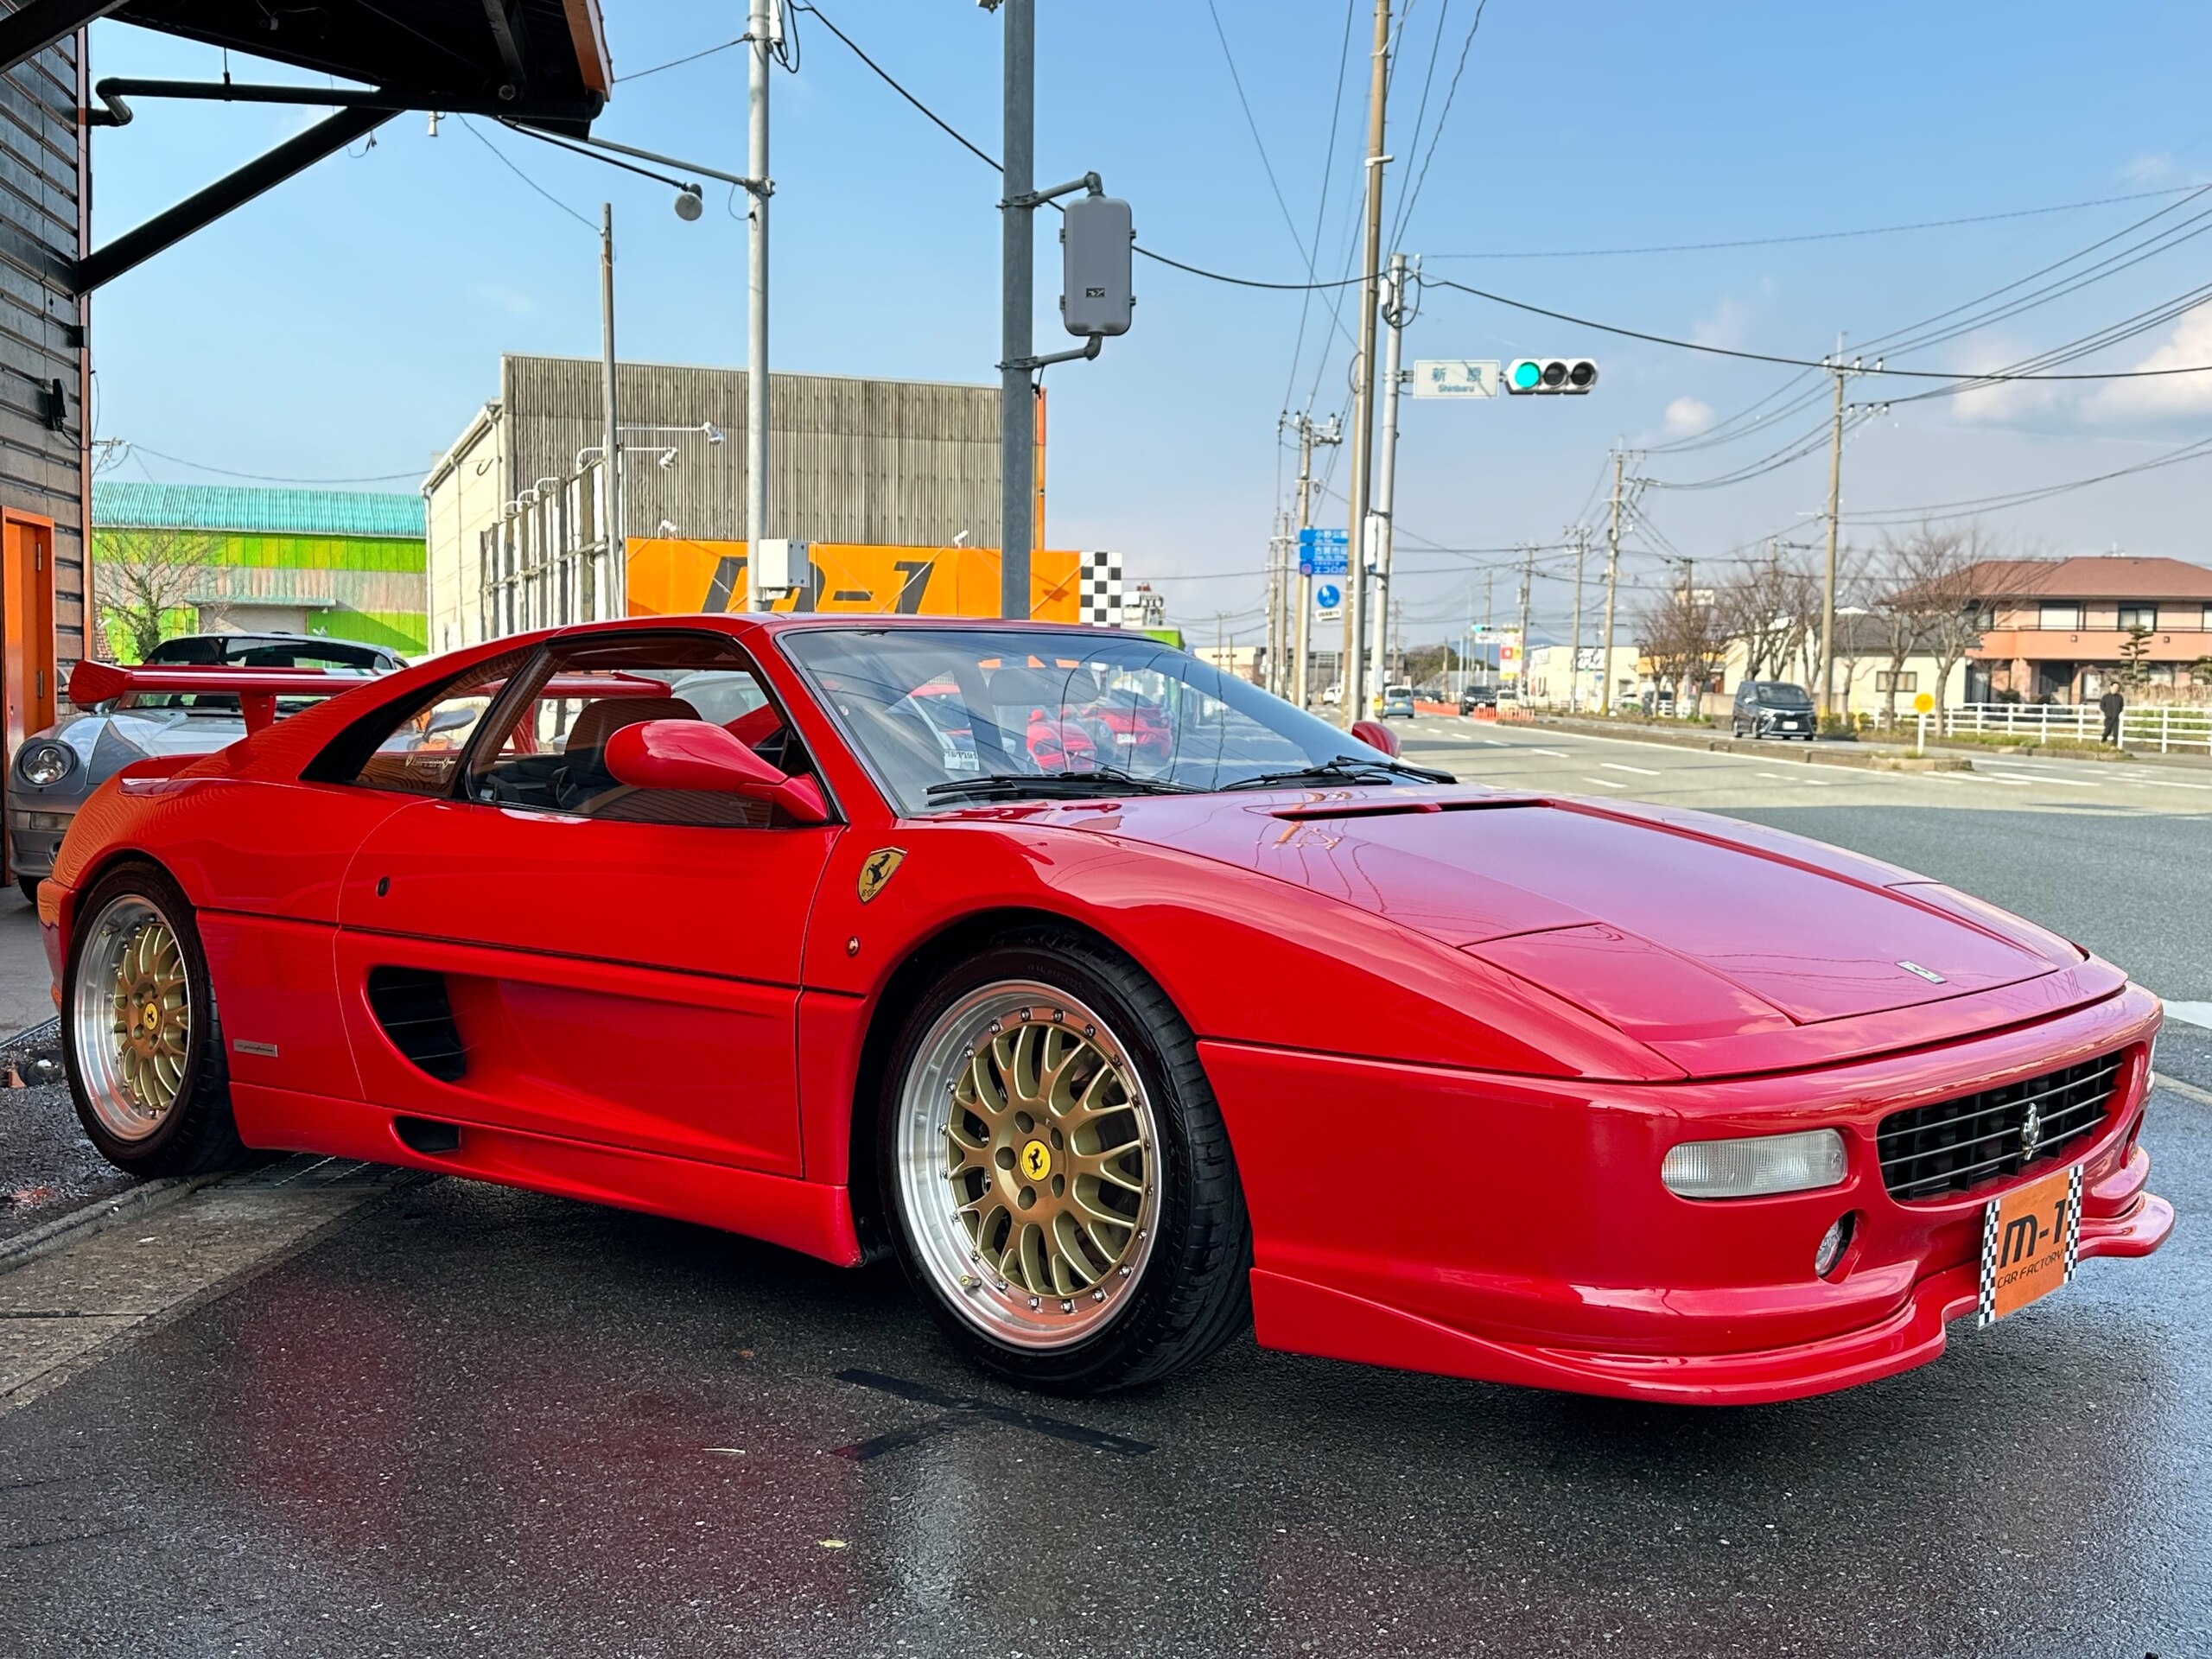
[1661,1128,1848,1199]
[16,740,75,787]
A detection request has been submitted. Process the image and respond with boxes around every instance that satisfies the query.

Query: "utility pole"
[1677,556,1695,716]
[744,0,772,611]
[1339,0,1391,725]
[1263,510,1284,696]
[1598,449,1624,715]
[1290,413,1339,709]
[599,202,622,619]
[1567,524,1587,712]
[997,0,1037,620]
[1516,549,1533,699]
[1817,353,1851,719]
[1482,567,1494,685]
[1370,251,1409,716]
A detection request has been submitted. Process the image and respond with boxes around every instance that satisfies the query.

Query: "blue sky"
[89,2,2212,648]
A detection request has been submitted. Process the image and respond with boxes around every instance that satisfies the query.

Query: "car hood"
[995,787,2100,1070]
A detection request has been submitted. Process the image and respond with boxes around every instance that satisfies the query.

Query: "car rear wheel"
[63,864,249,1177]
[880,929,1251,1395]
[16,874,38,905]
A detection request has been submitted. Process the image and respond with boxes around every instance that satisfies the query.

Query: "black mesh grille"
[365,968,467,1083]
[1876,1053,2124,1203]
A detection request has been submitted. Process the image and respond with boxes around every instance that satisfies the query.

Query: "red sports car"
[45,617,2170,1402]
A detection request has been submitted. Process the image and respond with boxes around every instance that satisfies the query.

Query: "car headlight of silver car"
[16,739,76,786]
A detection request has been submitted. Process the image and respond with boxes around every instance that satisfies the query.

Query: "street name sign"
[1412,359,1501,399]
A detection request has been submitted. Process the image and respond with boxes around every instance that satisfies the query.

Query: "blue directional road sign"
[1298,526,1350,577]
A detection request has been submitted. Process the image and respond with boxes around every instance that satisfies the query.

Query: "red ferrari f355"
[45,617,2170,1402]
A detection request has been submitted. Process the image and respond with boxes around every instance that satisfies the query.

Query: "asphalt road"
[3,727,2208,1657]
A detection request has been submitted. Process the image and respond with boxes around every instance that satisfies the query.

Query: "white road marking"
[2164,1001,2212,1031]
[1600,762,1662,776]
[1581,776,1627,788]
[1986,772,2099,788]
[1525,748,1573,758]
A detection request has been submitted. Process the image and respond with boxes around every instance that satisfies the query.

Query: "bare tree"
[93,523,223,663]
[1637,587,1727,717]
[1877,522,1994,724]
[1711,543,1820,684]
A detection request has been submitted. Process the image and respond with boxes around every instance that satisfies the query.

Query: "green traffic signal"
[1511,359,1543,391]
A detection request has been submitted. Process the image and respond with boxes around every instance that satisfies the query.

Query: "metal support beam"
[0,0,127,78]
[480,0,531,96]
[998,0,1035,620]
[73,105,394,295]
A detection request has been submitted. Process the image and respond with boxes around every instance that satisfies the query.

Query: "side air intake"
[365,967,467,1082]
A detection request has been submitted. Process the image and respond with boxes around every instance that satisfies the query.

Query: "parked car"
[1459,685,1498,715]
[1319,682,1342,707]
[1732,680,1817,741]
[7,633,404,900]
[48,617,2168,1405]
[1381,685,1416,719]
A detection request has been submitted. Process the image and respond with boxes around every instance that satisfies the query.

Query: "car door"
[329,629,841,1176]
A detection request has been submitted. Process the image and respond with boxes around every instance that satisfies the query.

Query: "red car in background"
[44,616,2170,1402]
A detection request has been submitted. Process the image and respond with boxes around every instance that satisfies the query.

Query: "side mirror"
[604,720,829,824]
[1351,718,1401,759]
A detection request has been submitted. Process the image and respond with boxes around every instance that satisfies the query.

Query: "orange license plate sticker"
[1978,1165,2083,1326]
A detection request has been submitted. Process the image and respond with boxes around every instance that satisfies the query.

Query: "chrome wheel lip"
[895,979,1160,1351]
[71,893,190,1144]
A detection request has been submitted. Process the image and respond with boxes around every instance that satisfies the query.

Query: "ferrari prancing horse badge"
[857,848,906,905]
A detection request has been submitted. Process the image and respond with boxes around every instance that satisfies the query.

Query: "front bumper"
[1204,982,2167,1404]
[8,806,75,883]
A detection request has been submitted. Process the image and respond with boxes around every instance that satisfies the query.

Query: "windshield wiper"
[925,766,1197,803]
[1221,753,1456,791]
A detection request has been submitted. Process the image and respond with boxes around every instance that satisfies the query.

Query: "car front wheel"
[880,928,1251,1394]
[63,864,249,1177]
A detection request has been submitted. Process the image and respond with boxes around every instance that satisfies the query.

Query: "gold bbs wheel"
[73,893,193,1142]
[896,981,1160,1350]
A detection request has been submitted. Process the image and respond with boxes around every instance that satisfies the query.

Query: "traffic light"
[1505,358,1599,395]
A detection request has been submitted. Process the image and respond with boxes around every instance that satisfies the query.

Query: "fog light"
[1661,1128,1847,1199]
[1815,1211,1856,1279]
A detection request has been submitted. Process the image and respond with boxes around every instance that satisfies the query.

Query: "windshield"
[1751,683,1813,708]
[781,627,1419,812]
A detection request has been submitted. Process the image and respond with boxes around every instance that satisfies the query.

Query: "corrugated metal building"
[92,482,429,653]
[423,354,1007,653]
[0,29,90,771]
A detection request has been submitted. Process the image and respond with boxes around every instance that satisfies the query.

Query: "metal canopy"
[111,0,611,133]
[0,0,614,294]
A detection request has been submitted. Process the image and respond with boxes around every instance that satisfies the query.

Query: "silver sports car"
[8,632,404,900]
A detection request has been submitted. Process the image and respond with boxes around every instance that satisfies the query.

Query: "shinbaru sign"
[625,541,1090,621]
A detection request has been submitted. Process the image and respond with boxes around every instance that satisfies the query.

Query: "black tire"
[16,874,39,905]
[61,861,250,1178]
[878,926,1252,1395]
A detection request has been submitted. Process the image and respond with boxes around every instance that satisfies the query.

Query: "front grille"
[1877,1053,2124,1202]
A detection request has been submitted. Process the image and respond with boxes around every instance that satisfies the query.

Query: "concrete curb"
[1525,716,1975,772]
[0,1171,230,1274]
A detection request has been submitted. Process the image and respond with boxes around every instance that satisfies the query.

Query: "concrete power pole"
[600,202,622,619]
[997,0,1038,620]
[1290,413,1339,708]
[1370,251,1409,717]
[1339,0,1391,726]
[1482,567,1493,684]
[745,0,772,611]
[1818,355,1850,720]
[1516,549,1533,698]
[1567,524,1587,712]
[1598,449,1624,715]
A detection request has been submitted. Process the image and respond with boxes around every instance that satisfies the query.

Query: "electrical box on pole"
[1505,358,1599,394]
[753,537,805,595]
[1060,194,1134,337]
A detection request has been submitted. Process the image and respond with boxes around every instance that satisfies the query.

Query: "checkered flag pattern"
[1079,549,1123,626]
[1977,1202,2000,1328]
[2062,1164,2084,1283]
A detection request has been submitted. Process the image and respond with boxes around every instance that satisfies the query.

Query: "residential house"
[1953,556,2212,703]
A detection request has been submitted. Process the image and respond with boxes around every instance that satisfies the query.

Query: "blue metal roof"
[93,482,424,539]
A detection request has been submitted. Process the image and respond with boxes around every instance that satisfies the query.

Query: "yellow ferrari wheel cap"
[1019,1139,1052,1181]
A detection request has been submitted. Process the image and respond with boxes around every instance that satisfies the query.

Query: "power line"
[460,116,594,232]
[1390,0,1489,247]
[614,35,746,83]
[115,444,426,485]
[1421,184,2212,259]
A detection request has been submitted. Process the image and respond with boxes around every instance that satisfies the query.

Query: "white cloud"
[2120,153,2174,184]
[1691,299,1751,351]
[2082,301,2212,421]
[1662,396,1713,436]
[1947,331,2065,426]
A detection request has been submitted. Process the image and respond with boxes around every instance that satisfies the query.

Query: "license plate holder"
[1978,1164,2083,1325]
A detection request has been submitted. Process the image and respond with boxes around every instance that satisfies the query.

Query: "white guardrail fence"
[1944,702,2212,754]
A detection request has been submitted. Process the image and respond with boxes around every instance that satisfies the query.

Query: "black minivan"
[1731,680,1816,740]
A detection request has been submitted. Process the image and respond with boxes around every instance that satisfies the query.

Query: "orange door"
[1,512,56,885]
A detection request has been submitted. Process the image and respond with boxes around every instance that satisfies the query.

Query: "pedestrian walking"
[2099,684,2126,745]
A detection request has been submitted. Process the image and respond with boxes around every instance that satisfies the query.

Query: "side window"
[342,649,534,798]
[467,632,810,827]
